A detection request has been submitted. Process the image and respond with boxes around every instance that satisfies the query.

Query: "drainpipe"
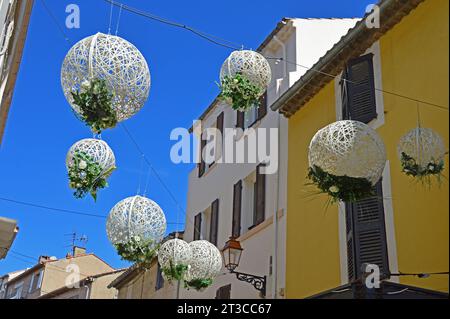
[270,35,287,299]
[272,35,288,96]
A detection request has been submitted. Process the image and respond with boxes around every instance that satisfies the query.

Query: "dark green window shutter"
[215,284,231,299]
[253,164,266,226]
[345,180,389,281]
[193,213,202,241]
[236,110,244,129]
[342,53,377,123]
[257,91,268,120]
[210,199,219,245]
[232,180,242,238]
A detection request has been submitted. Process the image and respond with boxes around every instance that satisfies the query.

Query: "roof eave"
[271,0,425,117]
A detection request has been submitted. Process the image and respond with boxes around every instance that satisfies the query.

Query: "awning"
[0,217,19,259]
[308,281,448,299]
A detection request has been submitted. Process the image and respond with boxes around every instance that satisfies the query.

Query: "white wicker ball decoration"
[61,32,151,122]
[106,195,167,247]
[158,238,192,276]
[398,127,446,169]
[185,240,222,282]
[308,120,386,185]
[66,138,115,172]
[220,50,271,94]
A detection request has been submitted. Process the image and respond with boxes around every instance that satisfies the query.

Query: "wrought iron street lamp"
[221,237,267,297]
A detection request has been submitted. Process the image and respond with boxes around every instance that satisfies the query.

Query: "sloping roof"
[37,268,126,299]
[271,0,425,117]
[0,217,18,259]
[5,253,114,285]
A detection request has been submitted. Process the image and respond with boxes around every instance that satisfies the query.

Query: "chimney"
[72,246,86,257]
[38,256,50,264]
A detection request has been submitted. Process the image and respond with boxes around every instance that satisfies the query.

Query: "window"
[241,164,266,231]
[341,53,377,124]
[244,107,258,129]
[198,132,207,177]
[242,172,256,231]
[155,264,164,291]
[36,270,43,289]
[236,91,267,130]
[215,284,231,299]
[199,112,225,176]
[193,200,219,244]
[345,180,389,281]
[8,282,24,299]
[193,213,202,241]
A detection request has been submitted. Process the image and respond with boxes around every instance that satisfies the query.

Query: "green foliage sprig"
[68,151,114,201]
[71,78,117,133]
[219,73,262,111]
[184,278,213,291]
[114,235,159,266]
[400,152,444,178]
[161,261,189,282]
[307,165,375,203]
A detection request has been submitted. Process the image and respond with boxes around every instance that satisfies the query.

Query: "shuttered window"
[345,180,389,281]
[236,91,268,129]
[253,164,266,227]
[198,132,207,177]
[257,91,268,120]
[232,180,242,238]
[215,284,231,299]
[210,112,224,167]
[193,213,202,241]
[236,110,244,129]
[210,199,219,245]
[342,53,377,123]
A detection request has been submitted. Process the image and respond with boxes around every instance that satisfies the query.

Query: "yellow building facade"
[274,0,448,298]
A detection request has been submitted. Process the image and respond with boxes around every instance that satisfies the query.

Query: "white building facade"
[181,18,359,299]
[0,0,33,145]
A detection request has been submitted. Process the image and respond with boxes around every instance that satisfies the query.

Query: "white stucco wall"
[182,18,359,299]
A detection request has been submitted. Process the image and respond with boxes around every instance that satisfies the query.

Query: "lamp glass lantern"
[221,237,243,272]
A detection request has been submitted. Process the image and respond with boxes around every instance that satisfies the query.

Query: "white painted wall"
[182,18,359,299]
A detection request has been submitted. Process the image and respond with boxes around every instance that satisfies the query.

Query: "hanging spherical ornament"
[66,138,116,201]
[106,195,167,265]
[308,120,386,202]
[398,127,447,181]
[184,240,222,291]
[61,32,151,133]
[219,50,271,111]
[158,238,192,282]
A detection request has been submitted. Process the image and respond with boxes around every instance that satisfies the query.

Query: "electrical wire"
[39,0,69,42]
[103,0,243,50]
[0,196,183,224]
[102,0,448,111]
[389,271,449,278]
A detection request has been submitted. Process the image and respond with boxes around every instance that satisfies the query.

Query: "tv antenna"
[64,231,88,255]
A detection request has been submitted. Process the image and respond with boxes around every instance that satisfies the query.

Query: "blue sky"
[0,0,371,274]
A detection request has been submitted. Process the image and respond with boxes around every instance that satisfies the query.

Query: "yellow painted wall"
[378,0,449,292]
[286,81,341,298]
[286,0,448,298]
